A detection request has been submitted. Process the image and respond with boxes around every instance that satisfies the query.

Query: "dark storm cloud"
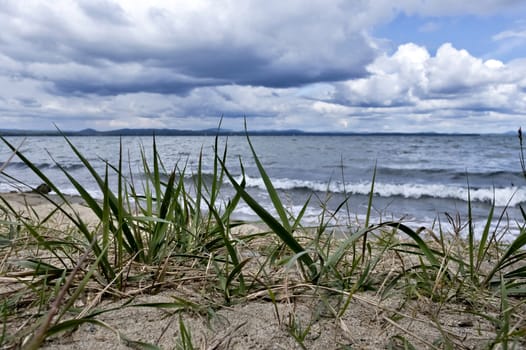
[42,31,372,95]
[16,97,41,108]
[77,0,129,25]
[0,1,377,96]
[47,75,220,96]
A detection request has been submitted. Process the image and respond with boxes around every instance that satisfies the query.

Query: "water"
[1,134,524,237]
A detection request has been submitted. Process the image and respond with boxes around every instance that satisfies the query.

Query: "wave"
[3,161,85,172]
[0,182,30,193]
[239,175,526,207]
[4,169,525,208]
[376,166,523,181]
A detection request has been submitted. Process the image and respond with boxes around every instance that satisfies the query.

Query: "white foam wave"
[232,202,341,224]
[59,187,104,199]
[351,183,526,207]
[0,182,31,193]
[238,175,526,207]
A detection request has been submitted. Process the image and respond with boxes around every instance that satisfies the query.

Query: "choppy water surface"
[1,134,524,237]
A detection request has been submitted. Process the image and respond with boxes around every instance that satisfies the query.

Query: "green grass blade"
[244,120,291,232]
[193,149,204,228]
[365,163,376,229]
[224,258,251,301]
[326,226,371,269]
[484,228,526,286]
[149,171,176,261]
[292,195,311,232]
[0,137,25,172]
[466,178,475,280]
[205,197,246,297]
[477,194,495,271]
[384,222,440,266]
[115,139,125,280]
[152,135,162,200]
[218,156,318,281]
[45,318,109,337]
[0,137,69,205]
[0,137,115,278]
[60,133,139,255]
[362,164,376,262]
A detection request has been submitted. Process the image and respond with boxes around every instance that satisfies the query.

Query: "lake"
[1,134,524,238]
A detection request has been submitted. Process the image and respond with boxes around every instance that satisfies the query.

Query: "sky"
[1,1,526,133]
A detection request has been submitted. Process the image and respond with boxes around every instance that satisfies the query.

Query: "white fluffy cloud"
[332,42,526,132]
[340,42,518,103]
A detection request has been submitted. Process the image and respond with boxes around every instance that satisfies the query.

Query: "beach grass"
[0,129,525,349]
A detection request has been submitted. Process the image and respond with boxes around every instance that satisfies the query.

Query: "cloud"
[326,42,526,132]
[77,0,130,25]
[335,43,431,107]
[491,27,526,59]
[388,0,526,16]
[0,1,379,96]
[418,21,441,33]
[493,29,526,41]
[2,40,526,133]
[0,1,526,132]
[427,44,512,94]
[337,42,519,103]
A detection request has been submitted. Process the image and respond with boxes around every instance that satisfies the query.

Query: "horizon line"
[0,126,518,137]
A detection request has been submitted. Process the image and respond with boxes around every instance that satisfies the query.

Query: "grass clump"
[0,128,524,349]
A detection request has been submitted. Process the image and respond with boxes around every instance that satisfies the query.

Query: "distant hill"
[0,127,303,136]
[0,128,482,137]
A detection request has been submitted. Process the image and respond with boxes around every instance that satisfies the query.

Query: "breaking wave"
[240,175,526,207]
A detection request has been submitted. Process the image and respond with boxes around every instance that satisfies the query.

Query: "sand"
[0,191,99,226]
[1,192,524,349]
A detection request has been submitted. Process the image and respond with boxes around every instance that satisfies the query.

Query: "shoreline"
[1,190,521,241]
[0,191,100,229]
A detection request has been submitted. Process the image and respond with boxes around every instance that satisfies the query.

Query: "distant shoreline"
[0,127,488,137]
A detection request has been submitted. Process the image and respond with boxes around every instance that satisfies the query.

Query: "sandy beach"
[0,192,98,224]
[1,191,525,349]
